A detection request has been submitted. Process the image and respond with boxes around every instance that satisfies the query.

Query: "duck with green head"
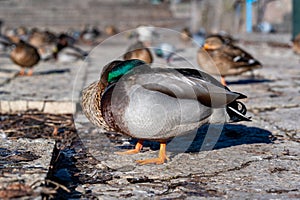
[81,59,250,165]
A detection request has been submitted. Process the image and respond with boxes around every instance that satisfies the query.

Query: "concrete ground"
[0,31,299,199]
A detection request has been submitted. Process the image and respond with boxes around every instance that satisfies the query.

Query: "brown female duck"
[10,40,40,76]
[197,35,262,85]
[123,41,153,64]
[81,59,250,165]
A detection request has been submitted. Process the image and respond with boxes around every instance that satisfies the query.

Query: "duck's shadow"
[0,68,17,73]
[34,69,70,75]
[227,78,273,85]
[118,124,274,153]
[0,68,71,76]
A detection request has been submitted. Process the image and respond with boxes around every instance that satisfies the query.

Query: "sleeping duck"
[10,40,40,76]
[197,35,262,85]
[123,41,153,64]
[81,59,250,165]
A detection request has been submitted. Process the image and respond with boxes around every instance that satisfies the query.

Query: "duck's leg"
[115,140,144,155]
[19,68,25,76]
[221,76,227,86]
[250,70,255,79]
[136,142,168,165]
[27,69,33,76]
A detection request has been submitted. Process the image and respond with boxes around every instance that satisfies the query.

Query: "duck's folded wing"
[174,68,247,99]
[125,68,242,108]
[223,45,261,67]
[174,68,225,88]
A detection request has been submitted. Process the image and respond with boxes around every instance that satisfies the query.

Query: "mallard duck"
[10,40,40,76]
[81,59,250,165]
[198,35,262,85]
[123,41,153,64]
[292,33,300,55]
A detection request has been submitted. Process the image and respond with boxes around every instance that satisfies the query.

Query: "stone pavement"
[0,137,55,199]
[0,32,299,199]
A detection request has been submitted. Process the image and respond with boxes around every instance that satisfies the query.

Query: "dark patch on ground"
[0,110,112,199]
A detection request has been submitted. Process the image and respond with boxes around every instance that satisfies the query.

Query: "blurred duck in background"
[66,27,82,42]
[49,33,88,63]
[123,41,153,64]
[4,28,20,44]
[28,28,57,59]
[79,24,101,45]
[154,43,176,64]
[105,25,118,36]
[10,40,40,76]
[197,34,262,86]
[292,33,300,55]
[180,27,192,44]
[16,26,29,42]
[129,25,158,47]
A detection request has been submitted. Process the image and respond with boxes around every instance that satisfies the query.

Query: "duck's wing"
[174,68,246,98]
[123,67,244,108]
[174,68,225,88]
[175,68,250,121]
[222,44,262,67]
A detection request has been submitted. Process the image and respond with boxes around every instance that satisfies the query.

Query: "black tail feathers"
[226,101,251,122]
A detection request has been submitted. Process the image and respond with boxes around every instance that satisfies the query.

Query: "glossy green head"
[107,59,146,83]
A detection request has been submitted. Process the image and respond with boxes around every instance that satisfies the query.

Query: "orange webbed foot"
[136,157,167,165]
[136,142,168,165]
[221,76,227,86]
[115,140,143,155]
[18,69,25,76]
[27,69,33,76]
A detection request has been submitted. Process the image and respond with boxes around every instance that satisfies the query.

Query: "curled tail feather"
[226,101,251,122]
